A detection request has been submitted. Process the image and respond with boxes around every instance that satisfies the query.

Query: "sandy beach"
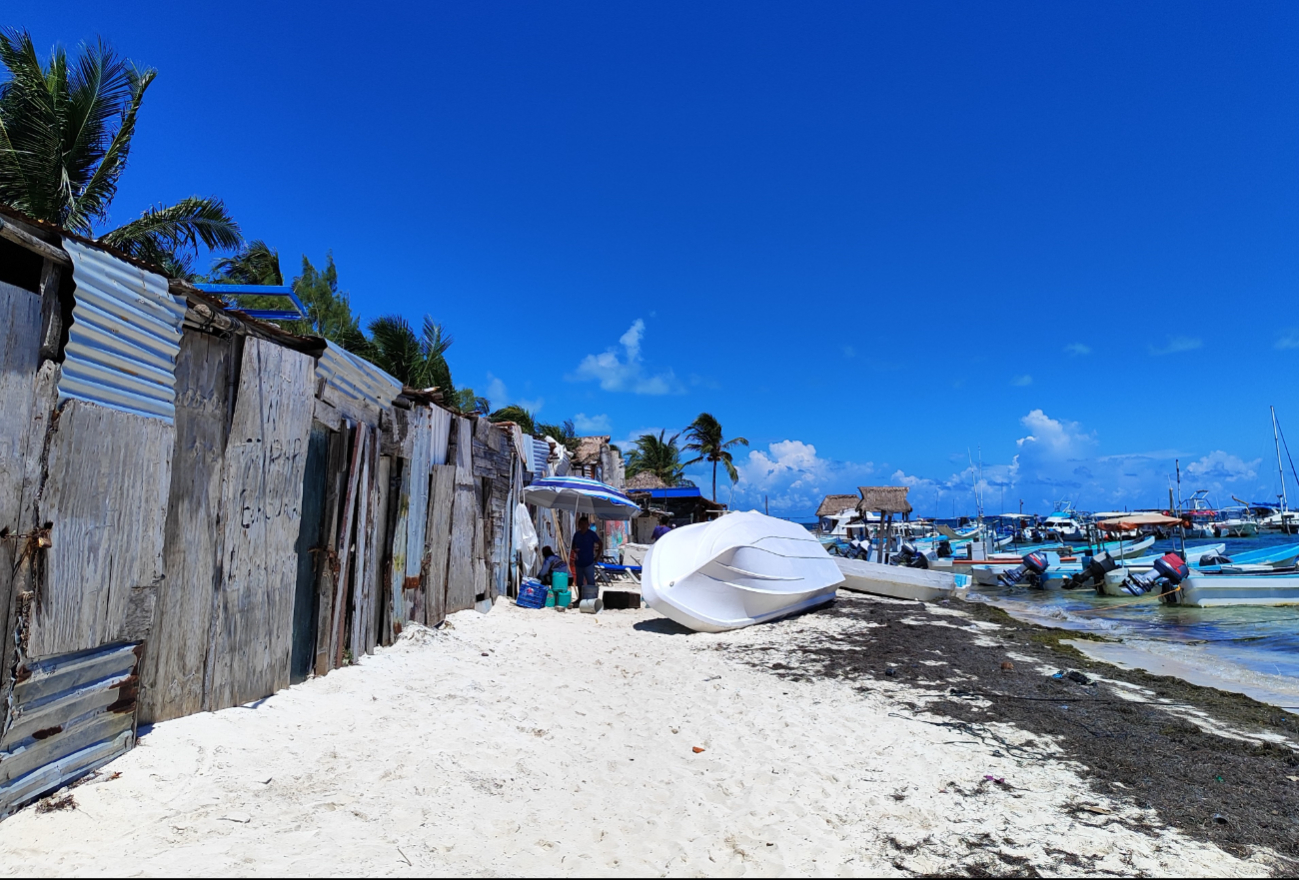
[0,597,1285,877]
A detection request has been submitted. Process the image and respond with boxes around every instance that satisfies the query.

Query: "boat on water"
[642,510,842,633]
[965,535,1157,587]
[1170,571,1299,607]
[1102,542,1299,598]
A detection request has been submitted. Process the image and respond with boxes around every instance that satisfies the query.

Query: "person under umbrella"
[570,515,603,597]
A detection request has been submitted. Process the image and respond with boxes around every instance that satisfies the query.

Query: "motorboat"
[1169,571,1299,607]
[642,510,842,633]
[1102,542,1299,597]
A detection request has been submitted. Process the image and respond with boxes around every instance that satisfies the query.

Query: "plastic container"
[552,587,571,608]
[553,571,569,590]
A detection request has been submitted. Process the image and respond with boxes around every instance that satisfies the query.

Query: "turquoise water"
[972,532,1299,706]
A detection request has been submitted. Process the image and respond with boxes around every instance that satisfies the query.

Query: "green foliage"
[536,419,579,454]
[682,413,749,501]
[625,430,685,487]
[284,254,368,350]
[0,29,241,274]
[489,405,536,434]
[366,314,455,392]
[454,388,491,415]
[211,240,283,285]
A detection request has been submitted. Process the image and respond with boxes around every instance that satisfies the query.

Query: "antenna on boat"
[1175,458,1187,560]
[1273,405,1288,528]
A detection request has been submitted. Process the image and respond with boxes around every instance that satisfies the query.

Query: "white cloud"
[709,439,874,516]
[1015,409,1096,457]
[1149,336,1202,356]
[1276,331,1299,351]
[1064,343,1091,356]
[1185,451,1259,484]
[1011,374,1032,386]
[573,413,611,434]
[569,319,682,395]
[483,372,543,414]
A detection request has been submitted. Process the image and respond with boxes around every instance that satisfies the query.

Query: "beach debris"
[885,667,898,676]
[1000,661,1014,673]
[1051,670,1066,680]
[1079,804,1111,815]
[219,813,252,823]
[1212,813,1229,824]
[1067,671,1091,685]
[983,775,1008,787]
[36,795,76,814]
[692,746,706,754]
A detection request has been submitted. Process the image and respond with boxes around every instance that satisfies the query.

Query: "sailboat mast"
[1274,406,1288,516]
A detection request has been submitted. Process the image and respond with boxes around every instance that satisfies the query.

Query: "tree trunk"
[712,459,718,501]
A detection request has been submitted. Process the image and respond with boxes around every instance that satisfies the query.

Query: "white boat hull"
[835,558,969,602]
[1173,573,1299,607]
[642,512,842,633]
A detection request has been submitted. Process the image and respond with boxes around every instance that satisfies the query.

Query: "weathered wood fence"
[0,211,529,816]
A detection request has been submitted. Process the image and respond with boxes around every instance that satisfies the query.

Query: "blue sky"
[10,2,1299,517]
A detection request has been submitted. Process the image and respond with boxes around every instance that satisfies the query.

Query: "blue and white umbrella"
[523,475,641,521]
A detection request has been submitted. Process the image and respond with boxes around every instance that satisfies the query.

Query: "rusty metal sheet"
[58,240,186,422]
[0,641,141,818]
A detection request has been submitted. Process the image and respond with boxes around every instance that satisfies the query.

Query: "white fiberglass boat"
[1170,572,1299,607]
[642,511,843,633]
[835,558,971,602]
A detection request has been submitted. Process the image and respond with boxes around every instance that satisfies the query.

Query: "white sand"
[0,599,1274,877]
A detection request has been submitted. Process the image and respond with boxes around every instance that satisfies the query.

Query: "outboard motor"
[998,551,1052,588]
[1064,552,1118,591]
[1198,552,1233,567]
[937,539,953,558]
[893,542,930,569]
[1125,552,1191,598]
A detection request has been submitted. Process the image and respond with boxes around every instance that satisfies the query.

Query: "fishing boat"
[965,535,1156,587]
[642,510,842,633]
[1167,571,1299,607]
[1102,542,1299,597]
[1038,500,1087,541]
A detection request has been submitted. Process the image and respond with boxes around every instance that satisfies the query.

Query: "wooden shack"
[0,206,524,818]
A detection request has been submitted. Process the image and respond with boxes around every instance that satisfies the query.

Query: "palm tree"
[0,29,241,275]
[366,315,454,392]
[625,430,684,487]
[488,405,536,434]
[210,240,282,285]
[536,419,580,455]
[682,413,749,502]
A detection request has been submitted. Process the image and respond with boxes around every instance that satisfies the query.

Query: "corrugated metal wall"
[429,404,451,466]
[58,241,186,422]
[315,341,402,411]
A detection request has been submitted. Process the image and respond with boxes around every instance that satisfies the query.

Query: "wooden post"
[37,259,62,362]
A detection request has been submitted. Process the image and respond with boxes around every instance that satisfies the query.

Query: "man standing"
[571,515,603,598]
[651,515,672,542]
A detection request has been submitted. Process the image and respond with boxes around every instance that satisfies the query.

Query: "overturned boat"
[835,557,970,602]
[642,511,842,632]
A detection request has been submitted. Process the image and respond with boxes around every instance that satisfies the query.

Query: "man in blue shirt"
[571,515,603,595]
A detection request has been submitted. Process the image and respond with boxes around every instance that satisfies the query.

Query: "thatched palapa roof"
[625,471,668,490]
[815,494,860,518]
[572,435,610,466]
[856,486,912,515]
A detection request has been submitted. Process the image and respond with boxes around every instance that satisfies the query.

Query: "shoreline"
[0,599,1287,876]
[974,593,1299,715]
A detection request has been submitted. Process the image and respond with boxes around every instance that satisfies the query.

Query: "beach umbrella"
[522,475,640,521]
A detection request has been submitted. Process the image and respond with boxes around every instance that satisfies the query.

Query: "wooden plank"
[446,466,478,614]
[423,465,455,625]
[314,428,347,676]
[204,337,315,711]
[371,454,392,648]
[0,216,70,265]
[348,441,372,660]
[141,330,233,724]
[0,282,43,691]
[29,402,173,658]
[36,260,62,362]
[403,408,433,622]
[387,457,411,637]
[290,425,330,682]
[330,424,365,669]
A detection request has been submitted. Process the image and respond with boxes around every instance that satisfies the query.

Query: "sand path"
[0,602,1270,876]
